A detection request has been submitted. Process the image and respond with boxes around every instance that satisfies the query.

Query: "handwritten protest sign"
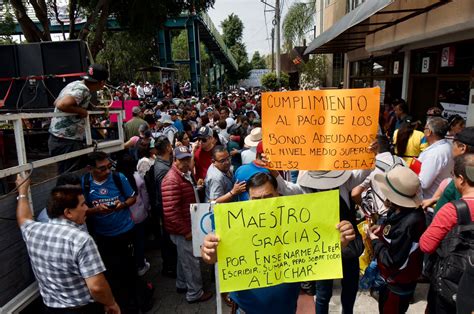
[214,190,342,292]
[262,88,380,170]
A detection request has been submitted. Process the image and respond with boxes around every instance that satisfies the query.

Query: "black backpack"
[82,172,126,207]
[143,163,157,209]
[430,199,474,307]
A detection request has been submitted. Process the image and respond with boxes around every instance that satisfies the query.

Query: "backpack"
[360,155,404,216]
[430,199,474,307]
[82,172,126,207]
[143,163,157,209]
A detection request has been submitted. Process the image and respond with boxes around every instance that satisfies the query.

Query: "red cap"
[256,141,264,154]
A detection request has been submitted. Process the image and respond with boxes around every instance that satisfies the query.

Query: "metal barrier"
[0,110,125,179]
[0,109,125,313]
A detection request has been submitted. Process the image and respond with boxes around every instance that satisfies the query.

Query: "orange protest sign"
[261,88,380,171]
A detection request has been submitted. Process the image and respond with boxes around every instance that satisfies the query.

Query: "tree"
[250,51,267,69]
[7,0,216,57]
[0,4,15,44]
[221,13,243,48]
[261,72,289,91]
[220,13,250,83]
[95,32,158,82]
[282,1,316,51]
[299,55,327,89]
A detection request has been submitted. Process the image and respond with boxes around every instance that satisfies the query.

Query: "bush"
[260,72,289,91]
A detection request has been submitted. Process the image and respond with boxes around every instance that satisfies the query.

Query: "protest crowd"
[13,64,474,314]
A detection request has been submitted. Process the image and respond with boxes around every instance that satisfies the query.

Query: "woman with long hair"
[393,119,428,165]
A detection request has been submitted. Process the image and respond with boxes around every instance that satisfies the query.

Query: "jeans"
[315,257,360,314]
[48,135,84,173]
[170,234,204,302]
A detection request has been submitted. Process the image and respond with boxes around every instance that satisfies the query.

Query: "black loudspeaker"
[0,45,18,78]
[0,45,20,109]
[17,43,44,77]
[41,40,87,75]
[42,40,88,103]
[0,40,89,111]
[15,43,49,109]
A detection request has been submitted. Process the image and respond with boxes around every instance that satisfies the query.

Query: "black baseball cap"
[455,127,474,147]
[82,64,109,83]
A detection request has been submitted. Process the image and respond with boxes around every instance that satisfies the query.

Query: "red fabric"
[129,87,137,98]
[161,165,197,235]
[194,146,212,181]
[409,158,422,175]
[420,198,474,254]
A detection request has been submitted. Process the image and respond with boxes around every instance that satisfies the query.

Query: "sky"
[207,0,290,58]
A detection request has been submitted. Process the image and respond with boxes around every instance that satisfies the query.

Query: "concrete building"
[306,0,474,122]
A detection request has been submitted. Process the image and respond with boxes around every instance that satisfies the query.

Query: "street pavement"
[143,248,428,313]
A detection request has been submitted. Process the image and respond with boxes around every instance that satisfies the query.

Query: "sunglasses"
[95,163,113,172]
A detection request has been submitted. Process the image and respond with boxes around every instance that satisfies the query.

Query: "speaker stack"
[0,40,89,111]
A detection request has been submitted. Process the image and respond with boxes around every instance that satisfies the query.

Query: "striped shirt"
[21,219,105,308]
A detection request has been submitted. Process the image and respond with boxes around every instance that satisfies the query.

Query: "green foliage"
[0,5,15,44]
[261,72,289,91]
[220,13,251,83]
[299,55,327,89]
[250,51,267,69]
[95,32,158,82]
[282,1,316,51]
[170,29,211,91]
[221,13,243,48]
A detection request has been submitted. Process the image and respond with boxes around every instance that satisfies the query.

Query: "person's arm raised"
[15,174,32,227]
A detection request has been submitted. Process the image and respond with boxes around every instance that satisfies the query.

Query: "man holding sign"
[201,172,356,314]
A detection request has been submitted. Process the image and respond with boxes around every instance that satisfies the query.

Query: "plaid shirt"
[21,219,105,308]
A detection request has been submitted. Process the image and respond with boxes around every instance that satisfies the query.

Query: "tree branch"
[78,0,108,41]
[68,0,78,39]
[9,0,43,42]
[29,0,51,41]
[50,0,66,40]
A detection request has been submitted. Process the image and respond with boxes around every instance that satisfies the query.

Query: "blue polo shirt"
[230,283,300,314]
[233,162,270,201]
[82,172,135,236]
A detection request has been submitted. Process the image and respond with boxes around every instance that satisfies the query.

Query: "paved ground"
[143,248,428,314]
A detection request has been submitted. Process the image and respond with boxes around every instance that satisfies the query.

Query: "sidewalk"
[144,249,428,313]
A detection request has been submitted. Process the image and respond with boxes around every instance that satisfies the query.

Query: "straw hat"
[244,127,262,147]
[373,166,422,208]
[297,170,351,190]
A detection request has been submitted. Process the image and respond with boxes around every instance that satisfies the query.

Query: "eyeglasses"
[215,156,231,164]
[95,163,113,172]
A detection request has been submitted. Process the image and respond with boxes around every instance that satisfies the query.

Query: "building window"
[332,53,344,87]
[346,0,365,12]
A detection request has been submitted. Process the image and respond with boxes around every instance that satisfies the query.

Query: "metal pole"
[275,0,281,86]
[271,28,275,72]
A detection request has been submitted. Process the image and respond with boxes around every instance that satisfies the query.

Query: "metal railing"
[198,11,239,70]
[0,110,125,179]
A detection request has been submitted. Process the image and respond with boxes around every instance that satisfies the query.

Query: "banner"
[262,88,380,171]
[214,190,342,292]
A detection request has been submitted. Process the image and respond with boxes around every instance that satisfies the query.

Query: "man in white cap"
[241,127,261,165]
[48,63,109,173]
[124,106,148,141]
